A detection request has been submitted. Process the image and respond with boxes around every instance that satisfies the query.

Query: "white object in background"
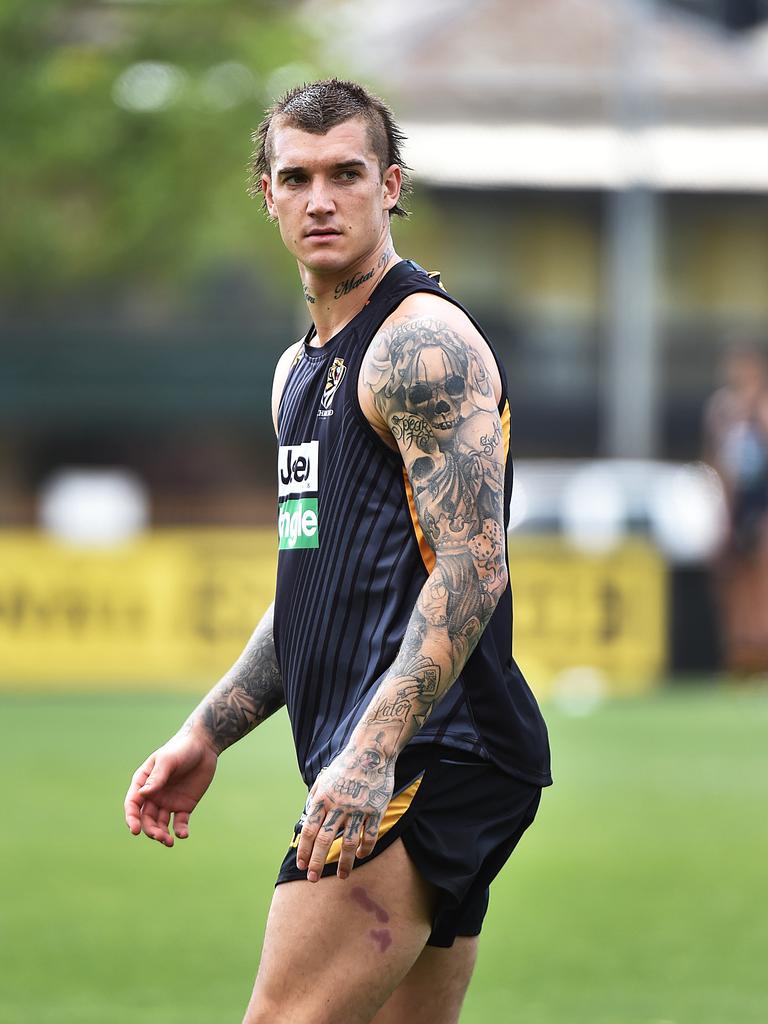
[39,468,149,548]
[560,464,627,554]
[112,62,186,112]
[507,476,529,532]
[648,462,727,564]
[551,666,607,717]
[199,62,257,110]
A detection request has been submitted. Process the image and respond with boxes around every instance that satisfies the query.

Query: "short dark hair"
[249,78,410,218]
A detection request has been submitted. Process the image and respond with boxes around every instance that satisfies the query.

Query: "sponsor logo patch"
[278,441,318,498]
[278,498,319,550]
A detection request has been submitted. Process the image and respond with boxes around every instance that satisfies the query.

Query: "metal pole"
[602,0,659,459]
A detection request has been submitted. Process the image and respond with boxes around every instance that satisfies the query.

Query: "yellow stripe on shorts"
[290,774,424,865]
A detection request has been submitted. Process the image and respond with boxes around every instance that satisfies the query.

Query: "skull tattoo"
[403,346,467,437]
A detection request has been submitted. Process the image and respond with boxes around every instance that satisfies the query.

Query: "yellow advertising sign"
[0,530,665,693]
[0,530,276,689]
[509,535,666,696]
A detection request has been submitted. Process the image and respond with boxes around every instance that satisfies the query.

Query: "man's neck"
[300,236,399,346]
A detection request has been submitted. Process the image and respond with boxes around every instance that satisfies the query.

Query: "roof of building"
[309,0,768,123]
[306,0,768,190]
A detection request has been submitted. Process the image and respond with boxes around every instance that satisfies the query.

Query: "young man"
[124,79,551,1024]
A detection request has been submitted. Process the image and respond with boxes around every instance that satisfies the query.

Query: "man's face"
[725,352,765,397]
[262,116,401,275]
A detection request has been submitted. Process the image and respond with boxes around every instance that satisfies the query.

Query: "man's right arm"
[184,602,284,754]
[125,338,300,844]
[124,604,284,845]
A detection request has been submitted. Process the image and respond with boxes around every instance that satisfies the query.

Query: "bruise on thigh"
[251,840,435,1023]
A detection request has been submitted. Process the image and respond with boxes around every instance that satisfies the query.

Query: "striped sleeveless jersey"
[274,260,551,787]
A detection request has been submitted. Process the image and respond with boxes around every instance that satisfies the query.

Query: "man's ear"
[262,173,277,219]
[382,164,402,212]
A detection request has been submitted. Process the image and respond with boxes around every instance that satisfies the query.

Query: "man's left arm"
[296,314,507,881]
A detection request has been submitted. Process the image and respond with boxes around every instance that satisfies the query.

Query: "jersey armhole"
[274,334,310,435]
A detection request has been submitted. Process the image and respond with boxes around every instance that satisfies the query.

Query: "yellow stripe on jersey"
[500,399,510,460]
[403,400,510,575]
[402,469,436,574]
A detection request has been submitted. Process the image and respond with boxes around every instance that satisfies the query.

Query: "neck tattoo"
[332,247,396,302]
[334,266,375,300]
[303,284,316,305]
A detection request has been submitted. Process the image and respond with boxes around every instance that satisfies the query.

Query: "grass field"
[1,684,766,1024]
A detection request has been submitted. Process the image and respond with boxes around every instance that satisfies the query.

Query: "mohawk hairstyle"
[249,78,410,218]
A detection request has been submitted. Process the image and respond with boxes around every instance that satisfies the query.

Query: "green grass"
[1,685,766,1023]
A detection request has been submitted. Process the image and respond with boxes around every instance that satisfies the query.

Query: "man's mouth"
[305,228,341,239]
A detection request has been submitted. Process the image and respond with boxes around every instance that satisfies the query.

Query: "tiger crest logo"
[318,357,347,417]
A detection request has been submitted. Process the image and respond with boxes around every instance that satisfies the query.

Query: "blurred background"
[2,2,767,1022]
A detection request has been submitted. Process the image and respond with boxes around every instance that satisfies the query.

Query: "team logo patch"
[278,498,319,549]
[318,357,346,418]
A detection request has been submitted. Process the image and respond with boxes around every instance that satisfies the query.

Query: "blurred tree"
[0,0,318,305]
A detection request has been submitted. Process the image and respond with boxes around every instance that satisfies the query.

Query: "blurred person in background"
[124,79,550,1024]
[703,341,768,674]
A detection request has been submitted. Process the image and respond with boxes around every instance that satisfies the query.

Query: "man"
[124,79,551,1024]
[703,342,768,672]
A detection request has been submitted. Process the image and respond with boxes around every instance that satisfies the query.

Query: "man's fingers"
[355,816,380,860]
[304,807,347,883]
[124,794,142,835]
[124,808,142,835]
[155,806,173,847]
[124,758,154,833]
[295,798,326,872]
[140,798,160,840]
[173,810,190,839]
[337,813,365,880]
[139,756,172,796]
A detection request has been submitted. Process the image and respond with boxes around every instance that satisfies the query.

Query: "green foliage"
[0,0,319,299]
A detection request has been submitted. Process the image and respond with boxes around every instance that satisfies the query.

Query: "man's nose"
[307,179,335,215]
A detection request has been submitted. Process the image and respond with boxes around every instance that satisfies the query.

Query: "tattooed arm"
[125,340,302,847]
[295,311,507,882]
[356,314,506,739]
[124,604,284,846]
[181,603,284,751]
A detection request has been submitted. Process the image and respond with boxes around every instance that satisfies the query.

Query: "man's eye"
[284,175,305,186]
[339,170,359,180]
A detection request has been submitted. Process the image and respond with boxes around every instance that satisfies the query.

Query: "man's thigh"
[244,838,435,1024]
[370,937,479,1024]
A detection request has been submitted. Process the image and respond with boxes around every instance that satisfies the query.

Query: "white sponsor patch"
[278,441,319,497]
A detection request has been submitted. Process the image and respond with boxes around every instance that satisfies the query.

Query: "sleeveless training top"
[274,259,552,787]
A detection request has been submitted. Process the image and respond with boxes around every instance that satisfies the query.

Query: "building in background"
[309,0,768,461]
[2,0,767,688]
[2,0,767,525]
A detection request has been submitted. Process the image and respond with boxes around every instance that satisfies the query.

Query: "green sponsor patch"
[278,498,319,550]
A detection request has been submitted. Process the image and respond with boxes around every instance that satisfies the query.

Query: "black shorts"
[275,743,543,948]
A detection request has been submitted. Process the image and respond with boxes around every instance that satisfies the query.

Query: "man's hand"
[124,728,218,847]
[296,743,395,882]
